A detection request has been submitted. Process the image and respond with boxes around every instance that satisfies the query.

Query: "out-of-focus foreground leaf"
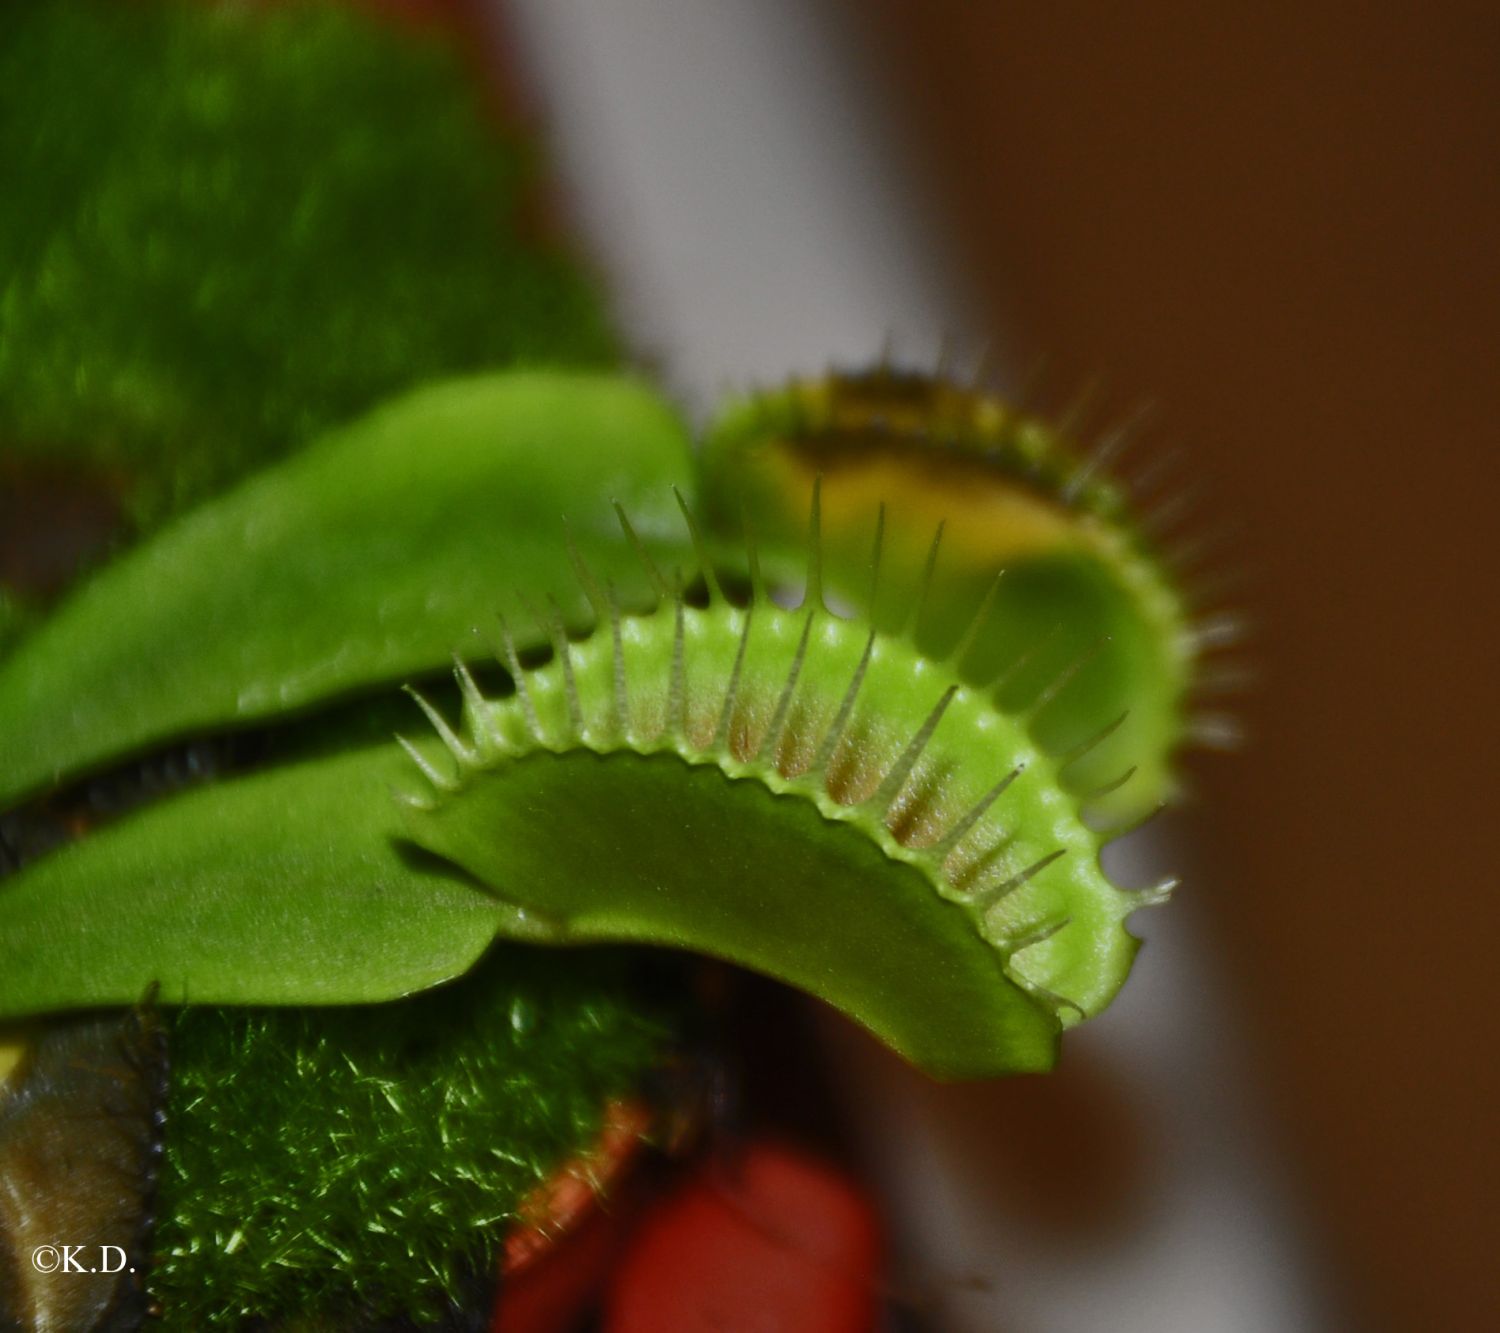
[0,372,694,807]
[0,743,504,1016]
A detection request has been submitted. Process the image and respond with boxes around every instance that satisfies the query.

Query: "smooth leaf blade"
[0,371,695,806]
[0,743,504,1015]
[406,750,1063,1079]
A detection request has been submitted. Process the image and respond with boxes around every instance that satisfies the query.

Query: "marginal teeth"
[812,628,876,774]
[931,764,1023,856]
[606,584,628,740]
[948,568,1006,674]
[1000,913,1071,957]
[452,657,505,757]
[546,595,584,735]
[613,500,670,598]
[668,583,687,738]
[489,617,540,742]
[1056,711,1130,775]
[396,734,458,794]
[398,494,1176,1030]
[904,519,946,640]
[1133,877,1179,908]
[975,848,1067,914]
[563,520,610,620]
[989,623,1063,694]
[672,486,724,604]
[1014,971,1088,1024]
[744,514,770,603]
[1189,611,1251,652]
[1024,637,1108,724]
[402,687,475,768]
[712,606,755,752]
[1188,711,1245,751]
[757,609,815,764]
[875,685,958,815]
[802,475,826,613]
[1061,407,1148,504]
[1080,765,1138,807]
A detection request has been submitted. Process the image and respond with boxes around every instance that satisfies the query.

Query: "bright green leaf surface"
[0,372,694,807]
[398,580,1158,1078]
[0,563,1161,1077]
[411,751,1061,1079]
[0,743,502,1016]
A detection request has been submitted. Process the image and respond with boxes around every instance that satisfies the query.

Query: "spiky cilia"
[696,366,1200,820]
[401,491,1171,1078]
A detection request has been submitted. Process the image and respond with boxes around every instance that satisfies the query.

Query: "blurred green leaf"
[0,372,695,806]
[0,741,502,1015]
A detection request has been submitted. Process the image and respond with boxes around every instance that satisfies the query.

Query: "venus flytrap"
[399,491,1167,1077]
[0,462,1175,1080]
[0,1,1214,1057]
[0,9,1241,1327]
[0,360,1212,1323]
[697,367,1200,819]
[0,3,826,1324]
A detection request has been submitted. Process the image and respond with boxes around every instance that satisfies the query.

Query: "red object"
[604,1142,883,1333]
[492,1099,653,1333]
[493,1207,635,1333]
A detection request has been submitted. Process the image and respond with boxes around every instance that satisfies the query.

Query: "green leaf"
[396,542,1163,1079]
[409,749,1062,1079]
[0,504,1168,1078]
[697,368,1196,821]
[0,743,502,1015]
[0,371,694,807]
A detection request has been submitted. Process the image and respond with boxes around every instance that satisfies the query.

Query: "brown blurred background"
[850,4,1497,1329]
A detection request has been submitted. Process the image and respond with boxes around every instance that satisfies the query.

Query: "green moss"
[152,950,671,1329]
[0,0,615,530]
